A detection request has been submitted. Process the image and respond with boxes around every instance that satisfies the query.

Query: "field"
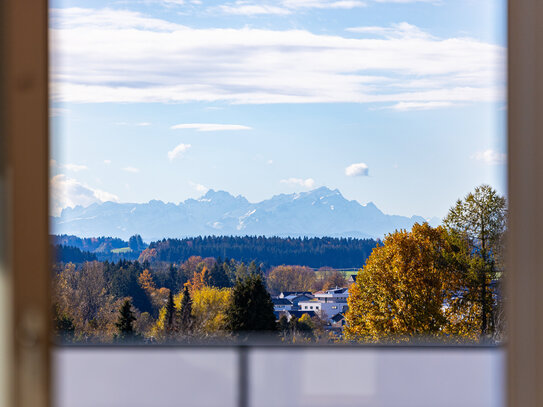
[110,247,132,254]
[314,268,360,279]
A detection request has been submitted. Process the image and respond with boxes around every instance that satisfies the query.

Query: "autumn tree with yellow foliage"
[53,261,124,341]
[150,283,232,341]
[345,223,471,342]
[190,286,231,336]
[138,269,170,312]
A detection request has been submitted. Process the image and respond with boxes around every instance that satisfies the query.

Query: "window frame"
[1,1,50,407]
[1,1,542,406]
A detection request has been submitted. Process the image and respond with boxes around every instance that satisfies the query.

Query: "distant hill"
[54,235,128,252]
[52,235,144,261]
[52,244,97,263]
[51,187,433,241]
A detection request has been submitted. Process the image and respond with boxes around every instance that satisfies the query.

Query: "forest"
[147,236,377,268]
[53,235,378,268]
[53,256,341,342]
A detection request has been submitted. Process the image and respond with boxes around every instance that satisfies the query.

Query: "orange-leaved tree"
[138,269,169,311]
[345,223,469,342]
[267,265,316,295]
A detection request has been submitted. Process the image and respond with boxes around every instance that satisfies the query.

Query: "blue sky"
[49,0,506,220]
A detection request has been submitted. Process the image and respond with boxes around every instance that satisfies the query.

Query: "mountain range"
[51,187,438,241]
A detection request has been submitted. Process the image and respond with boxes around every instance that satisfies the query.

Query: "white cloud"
[171,123,252,131]
[267,159,274,165]
[471,149,506,165]
[216,0,366,14]
[218,4,292,15]
[104,159,112,165]
[50,7,181,31]
[216,0,437,15]
[189,181,209,193]
[282,0,366,9]
[123,166,140,173]
[50,9,505,109]
[142,0,186,5]
[51,160,89,172]
[116,121,152,126]
[346,22,433,39]
[280,177,316,188]
[345,162,369,176]
[50,174,119,216]
[168,143,191,160]
[386,101,456,111]
[63,163,89,172]
[373,0,438,3]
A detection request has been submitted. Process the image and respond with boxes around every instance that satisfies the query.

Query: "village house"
[297,287,349,321]
[272,298,293,312]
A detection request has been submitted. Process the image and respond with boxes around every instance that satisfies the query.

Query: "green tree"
[165,289,175,333]
[53,304,75,342]
[443,184,507,339]
[178,285,193,334]
[207,262,232,288]
[247,260,264,278]
[235,262,249,281]
[115,299,137,341]
[290,314,314,341]
[226,274,277,336]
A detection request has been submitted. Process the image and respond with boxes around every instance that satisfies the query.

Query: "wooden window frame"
[506,2,543,406]
[1,0,541,406]
[1,1,50,407]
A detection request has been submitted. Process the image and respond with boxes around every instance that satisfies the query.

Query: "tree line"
[53,244,97,263]
[53,235,377,267]
[145,235,378,268]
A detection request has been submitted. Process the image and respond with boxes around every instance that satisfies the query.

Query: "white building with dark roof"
[272,298,293,312]
[298,287,349,321]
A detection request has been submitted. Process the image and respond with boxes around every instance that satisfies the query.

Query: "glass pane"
[54,348,239,407]
[50,0,506,345]
[249,348,504,407]
[54,346,504,407]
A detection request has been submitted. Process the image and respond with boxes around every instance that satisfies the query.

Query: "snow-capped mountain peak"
[52,187,428,241]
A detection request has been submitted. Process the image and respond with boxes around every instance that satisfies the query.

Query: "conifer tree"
[226,274,277,336]
[208,262,232,288]
[235,262,249,281]
[247,260,264,278]
[178,285,193,334]
[115,299,137,341]
[165,289,175,333]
